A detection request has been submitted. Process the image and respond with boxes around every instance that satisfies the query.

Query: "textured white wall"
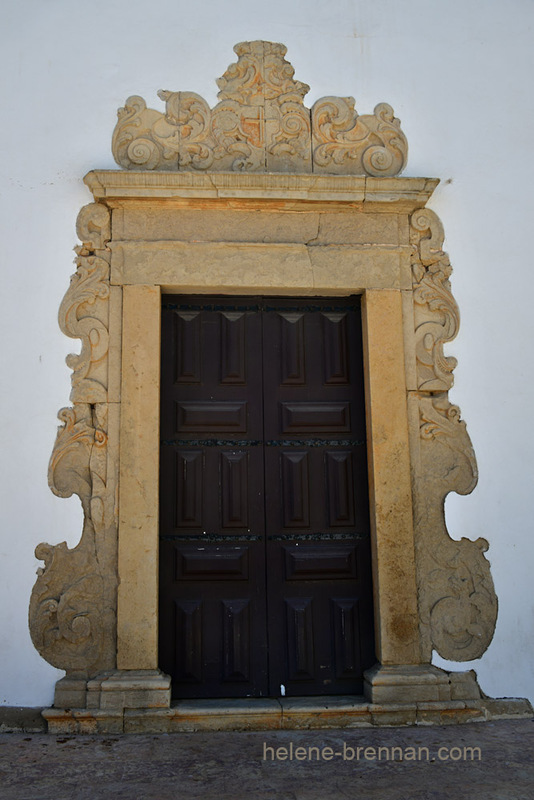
[1,0,533,706]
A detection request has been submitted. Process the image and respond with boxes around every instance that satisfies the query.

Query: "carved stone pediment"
[112,40,408,176]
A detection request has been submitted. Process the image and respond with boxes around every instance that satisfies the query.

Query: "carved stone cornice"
[111,41,408,176]
[84,171,438,213]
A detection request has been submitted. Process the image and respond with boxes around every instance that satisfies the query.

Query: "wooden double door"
[159,296,375,698]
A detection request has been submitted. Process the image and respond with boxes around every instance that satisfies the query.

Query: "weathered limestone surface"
[41,691,533,734]
[29,204,119,680]
[87,670,171,709]
[112,41,408,176]
[110,240,408,292]
[85,171,437,210]
[117,286,161,670]
[408,209,498,662]
[362,291,420,665]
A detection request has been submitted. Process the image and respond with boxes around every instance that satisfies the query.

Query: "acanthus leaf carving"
[29,200,117,678]
[311,98,408,176]
[59,203,112,404]
[158,91,214,170]
[111,95,177,171]
[29,404,116,675]
[216,41,309,104]
[59,255,110,404]
[411,208,459,392]
[414,393,498,662]
[76,202,111,254]
[111,41,407,176]
[48,405,95,510]
[411,207,497,662]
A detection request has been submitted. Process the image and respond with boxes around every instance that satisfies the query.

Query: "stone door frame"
[29,169,499,731]
[108,173,425,676]
[27,37,507,730]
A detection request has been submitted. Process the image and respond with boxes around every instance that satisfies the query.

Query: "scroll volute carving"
[311,98,407,176]
[410,206,498,661]
[29,404,116,674]
[410,208,459,392]
[29,202,116,678]
[414,394,498,662]
[111,40,408,176]
[59,203,112,405]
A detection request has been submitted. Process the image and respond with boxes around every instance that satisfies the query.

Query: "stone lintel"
[109,241,410,293]
[84,171,439,213]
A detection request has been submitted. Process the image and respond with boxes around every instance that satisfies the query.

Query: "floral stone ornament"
[112,40,408,176]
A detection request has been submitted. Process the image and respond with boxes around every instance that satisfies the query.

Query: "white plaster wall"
[1,0,533,706]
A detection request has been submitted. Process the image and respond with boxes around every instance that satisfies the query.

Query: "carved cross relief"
[29,42,497,711]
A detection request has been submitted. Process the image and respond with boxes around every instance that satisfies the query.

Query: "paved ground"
[0,719,532,799]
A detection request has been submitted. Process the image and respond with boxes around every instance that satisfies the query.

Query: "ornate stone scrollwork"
[311,98,408,176]
[411,208,459,392]
[414,394,498,661]
[410,207,497,661]
[59,203,112,404]
[59,255,110,404]
[29,202,117,678]
[111,40,407,176]
[75,202,111,254]
[29,404,116,674]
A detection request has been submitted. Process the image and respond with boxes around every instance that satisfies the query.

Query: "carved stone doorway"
[29,41,501,732]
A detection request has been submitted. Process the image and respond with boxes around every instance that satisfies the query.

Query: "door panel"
[262,298,373,696]
[159,298,267,698]
[159,295,374,698]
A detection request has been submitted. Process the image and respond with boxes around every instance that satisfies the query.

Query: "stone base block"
[280,696,372,730]
[86,669,171,710]
[415,701,486,726]
[43,708,124,735]
[364,664,482,705]
[54,677,89,710]
[472,697,533,720]
[125,699,283,734]
[448,670,483,701]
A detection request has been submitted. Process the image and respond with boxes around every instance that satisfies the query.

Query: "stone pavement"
[0,718,532,800]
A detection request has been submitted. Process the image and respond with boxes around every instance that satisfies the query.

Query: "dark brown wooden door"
[159,296,374,699]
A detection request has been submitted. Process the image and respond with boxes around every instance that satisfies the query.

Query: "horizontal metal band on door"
[162,302,360,313]
[160,534,263,542]
[161,532,368,542]
[161,439,365,447]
